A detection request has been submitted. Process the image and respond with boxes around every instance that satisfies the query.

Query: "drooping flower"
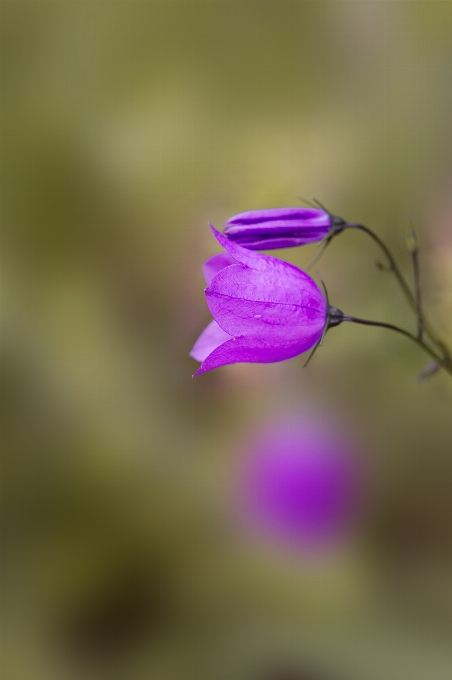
[223,207,342,250]
[190,226,328,376]
[236,412,363,550]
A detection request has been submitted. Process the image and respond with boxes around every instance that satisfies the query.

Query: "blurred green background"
[2,2,452,679]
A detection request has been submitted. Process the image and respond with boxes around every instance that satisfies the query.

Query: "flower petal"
[209,224,278,271]
[190,319,232,362]
[202,253,237,285]
[209,225,323,292]
[205,263,327,340]
[208,261,325,308]
[193,334,318,376]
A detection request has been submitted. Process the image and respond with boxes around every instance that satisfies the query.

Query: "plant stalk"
[344,222,450,359]
[342,314,452,376]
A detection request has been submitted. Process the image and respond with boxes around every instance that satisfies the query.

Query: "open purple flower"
[223,207,339,250]
[237,413,364,550]
[190,226,328,376]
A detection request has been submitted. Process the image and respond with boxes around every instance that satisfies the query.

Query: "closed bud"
[223,207,334,250]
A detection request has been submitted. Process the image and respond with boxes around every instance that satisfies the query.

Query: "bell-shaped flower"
[223,207,335,250]
[190,226,328,376]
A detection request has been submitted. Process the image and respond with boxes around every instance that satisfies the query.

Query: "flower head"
[237,413,363,550]
[190,226,327,376]
[223,207,335,250]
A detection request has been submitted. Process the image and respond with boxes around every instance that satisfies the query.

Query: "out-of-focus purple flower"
[223,207,337,250]
[237,414,363,550]
[190,226,327,376]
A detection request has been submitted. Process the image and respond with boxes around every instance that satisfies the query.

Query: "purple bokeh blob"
[237,414,364,551]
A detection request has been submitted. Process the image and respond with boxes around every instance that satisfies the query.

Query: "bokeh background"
[2,2,452,679]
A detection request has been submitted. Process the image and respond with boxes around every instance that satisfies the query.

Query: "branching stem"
[342,314,452,376]
[344,222,450,359]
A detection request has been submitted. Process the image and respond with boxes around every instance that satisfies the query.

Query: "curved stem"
[344,223,450,358]
[412,249,423,341]
[342,314,452,376]
[346,223,414,306]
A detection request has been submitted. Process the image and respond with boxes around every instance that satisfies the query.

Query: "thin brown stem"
[412,249,423,341]
[342,314,452,376]
[344,222,450,358]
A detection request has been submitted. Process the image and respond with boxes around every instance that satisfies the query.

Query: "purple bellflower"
[237,413,363,550]
[190,226,329,376]
[223,207,345,250]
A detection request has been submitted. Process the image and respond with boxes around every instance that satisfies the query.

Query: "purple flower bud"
[190,226,328,376]
[237,413,364,550]
[223,207,333,250]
